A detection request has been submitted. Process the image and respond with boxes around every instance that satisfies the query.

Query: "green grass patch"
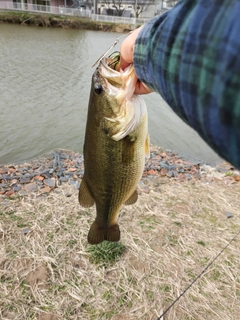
[196,241,206,247]
[86,241,126,266]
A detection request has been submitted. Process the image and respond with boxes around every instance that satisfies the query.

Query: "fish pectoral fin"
[145,133,150,158]
[124,189,138,205]
[78,177,95,208]
[88,221,120,245]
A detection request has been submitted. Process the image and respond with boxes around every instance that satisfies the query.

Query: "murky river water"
[0,23,221,165]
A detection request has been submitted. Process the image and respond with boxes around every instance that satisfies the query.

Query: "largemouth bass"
[79,54,149,245]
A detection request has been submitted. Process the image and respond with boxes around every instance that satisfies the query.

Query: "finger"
[120,26,143,70]
[119,56,130,71]
[135,81,153,95]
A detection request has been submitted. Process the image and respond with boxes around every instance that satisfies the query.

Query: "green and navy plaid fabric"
[134,0,240,169]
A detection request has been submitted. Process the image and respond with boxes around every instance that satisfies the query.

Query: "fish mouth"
[95,55,137,101]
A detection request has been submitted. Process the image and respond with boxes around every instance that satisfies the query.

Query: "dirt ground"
[1,163,240,319]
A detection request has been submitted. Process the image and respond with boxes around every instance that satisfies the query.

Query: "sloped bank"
[1,147,240,320]
[0,10,133,32]
[0,146,239,197]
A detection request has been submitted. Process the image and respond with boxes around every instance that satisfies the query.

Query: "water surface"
[0,23,221,165]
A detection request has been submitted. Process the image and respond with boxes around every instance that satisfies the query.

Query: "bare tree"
[104,0,125,16]
[134,0,155,18]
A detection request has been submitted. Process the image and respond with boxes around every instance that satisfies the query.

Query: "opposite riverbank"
[1,147,240,319]
[0,10,133,32]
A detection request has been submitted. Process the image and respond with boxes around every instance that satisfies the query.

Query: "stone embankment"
[0,147,239,198]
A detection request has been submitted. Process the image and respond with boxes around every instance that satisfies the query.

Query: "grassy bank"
[0,10,133,32]
[1,151,240,319]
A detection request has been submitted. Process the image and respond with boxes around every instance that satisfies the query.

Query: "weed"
[173,221,182,227]
[196,241,206,247]
[86,241,125,266]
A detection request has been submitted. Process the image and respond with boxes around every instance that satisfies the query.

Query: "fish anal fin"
[124,189,138,205]
[145,133,150,158]
[88,221,120,245]
[78,177,95,208]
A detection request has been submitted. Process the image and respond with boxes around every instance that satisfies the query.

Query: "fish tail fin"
[87,221,120,245]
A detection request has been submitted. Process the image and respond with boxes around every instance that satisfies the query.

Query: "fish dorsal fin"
[124,189,138,205]
[78,177,95,208]
[105,95,147,141]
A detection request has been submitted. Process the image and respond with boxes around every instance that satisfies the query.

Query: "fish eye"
[94,83,103,94]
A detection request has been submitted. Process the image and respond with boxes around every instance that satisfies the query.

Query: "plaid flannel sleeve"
[134,0,240,169]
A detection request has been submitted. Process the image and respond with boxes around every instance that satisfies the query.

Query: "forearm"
[134,0,240,168]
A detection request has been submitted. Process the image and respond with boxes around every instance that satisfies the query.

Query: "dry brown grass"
[1,176,240,320]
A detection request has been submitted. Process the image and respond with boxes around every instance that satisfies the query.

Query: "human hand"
[120,27,152,95]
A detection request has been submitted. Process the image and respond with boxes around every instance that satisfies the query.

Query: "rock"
[44,178,55,188]
[24,183,38,193]
[167,170,173,177]
[147,169,157,175]
[36,194,47,200]
[18,190,28,196]
[36,169,50,175]
[226,211,233,218]
[13,185,21,192]
[42,172,52,179]
[20,175,31,184]
[68,167,77,172]
[159,161,169,169]
[1,174,11,181]
[160,168,168,176]
[60,176,69,182]
[36,181,44,188]
[69,179,77,186]
[139,183,150,194]
[10,179,18,186]
[178,173,185,181]
[0,167,8,174]
[23,228,30,235]
[65,193,73,197]
[201,164,215,174]
[64,174,72,179]
[173,171,179,177]
[233,175,240,181]
[216,162,234,172]
[34,175,44,181]
[40,186,51,193]
[149,165,160,170]
[60,154,69,159]
[8,167,16,174]
[194,173,201,179]
[224,177,236,185]
[0,183,8,188]
[5,190,14,196]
